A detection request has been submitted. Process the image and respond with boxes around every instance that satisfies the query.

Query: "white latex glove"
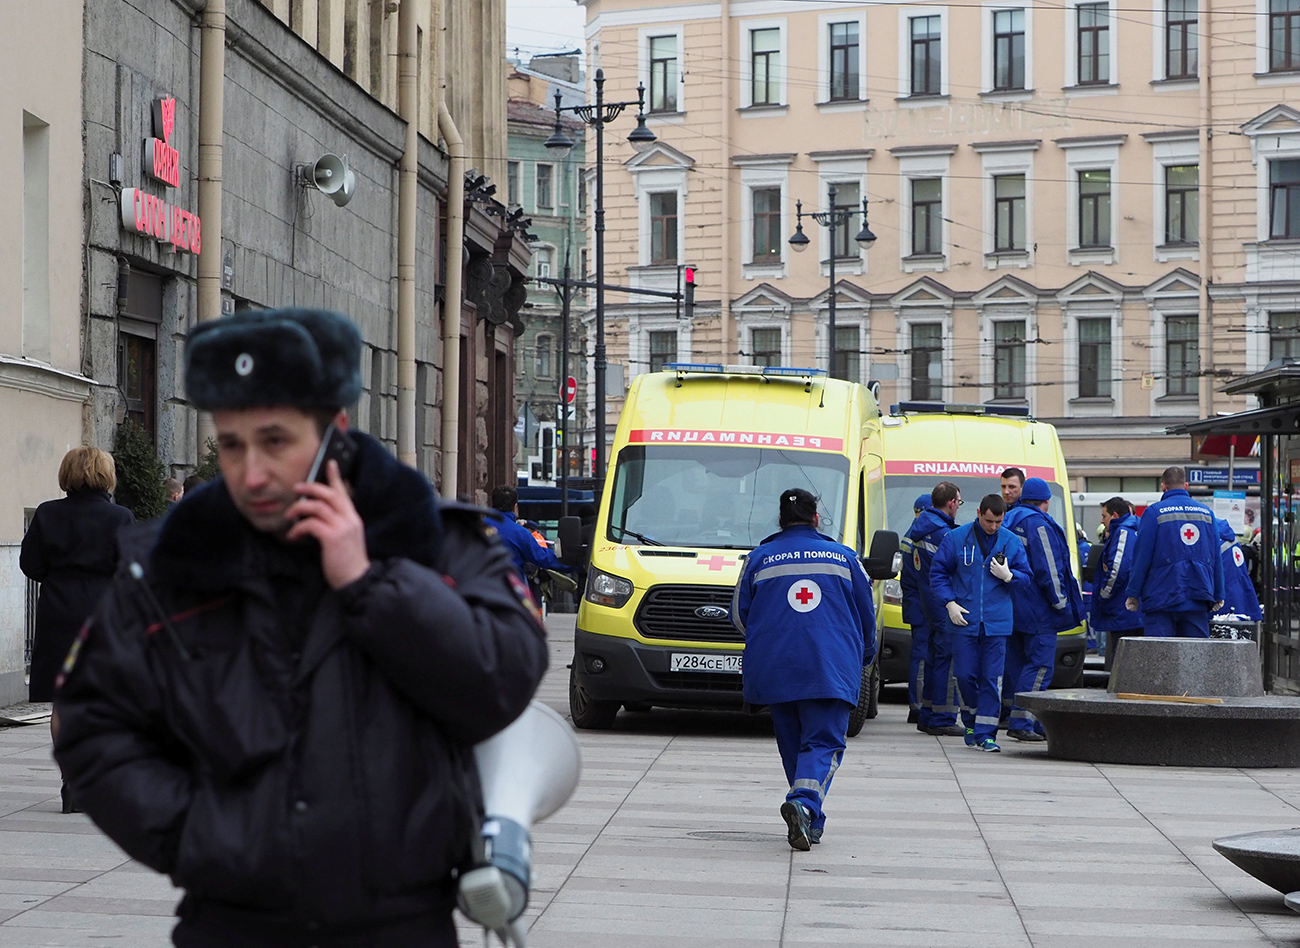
[1125,597,1139,612]
[1212,600,1224,612]
[989,556,1013,583]
[946,601,970,627]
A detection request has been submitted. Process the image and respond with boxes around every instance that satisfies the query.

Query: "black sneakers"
[1007,729,1047,743]
[922,723,967,737]
[780,801,812,851]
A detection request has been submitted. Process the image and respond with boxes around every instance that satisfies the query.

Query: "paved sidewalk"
[2,613,1298,947]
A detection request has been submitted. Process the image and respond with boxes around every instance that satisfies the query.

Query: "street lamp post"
[788,184,876,378]
[544,73,656,480]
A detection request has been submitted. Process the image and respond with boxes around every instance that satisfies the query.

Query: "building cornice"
[0,357,96,404]
[1054,134,1128,149]
[731,152,797,166]
[888,144,958,157]
[970,139,1042,153]
[807,149,875,162]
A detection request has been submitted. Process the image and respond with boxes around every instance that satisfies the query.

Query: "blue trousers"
[908,613,930,720]
[1144,610,1210,638]
[769,699,851,832]
[1003,629,1055,734]
[954,630,1007,742]
[925,610,959,728]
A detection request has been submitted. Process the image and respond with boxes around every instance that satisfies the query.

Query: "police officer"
[1091,496,1143,668]
[1001,477,1084,741]
[900,482,964,736]
[1216,516,1263,622]
[1125,466,1225,637]
[732,488,876,851]
[930,494,1032,753]
[53,309,549,948]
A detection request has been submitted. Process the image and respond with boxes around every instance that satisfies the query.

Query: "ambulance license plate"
[670,653,742,674]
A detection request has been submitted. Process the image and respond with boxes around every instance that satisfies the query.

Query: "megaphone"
[307,154,356,208]
[457,701,581,946]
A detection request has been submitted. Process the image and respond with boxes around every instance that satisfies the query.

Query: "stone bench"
[1212,829,1300,895]
[1016,637,1300,768]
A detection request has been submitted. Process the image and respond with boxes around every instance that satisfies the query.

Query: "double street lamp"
[789,184,876,378]
[544,69,655,480]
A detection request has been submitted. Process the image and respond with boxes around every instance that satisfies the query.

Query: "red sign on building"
[122,93,201,255]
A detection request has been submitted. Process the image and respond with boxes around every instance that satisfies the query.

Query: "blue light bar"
[891,401,1032,418]
[664,363,828,378]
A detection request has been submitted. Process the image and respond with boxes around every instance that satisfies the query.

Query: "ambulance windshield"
[608,445,850,549]
[885,476,1068,530]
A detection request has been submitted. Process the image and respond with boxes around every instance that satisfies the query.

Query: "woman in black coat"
[21,447,134,702]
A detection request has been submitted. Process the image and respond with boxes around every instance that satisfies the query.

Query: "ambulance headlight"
[883,579,902,604]
[586,569,634,609]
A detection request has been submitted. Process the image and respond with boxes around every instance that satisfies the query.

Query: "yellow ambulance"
[878,402,1087,689]
[562,364,899,730]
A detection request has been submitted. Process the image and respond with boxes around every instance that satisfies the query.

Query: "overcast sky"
[506,0,587,63]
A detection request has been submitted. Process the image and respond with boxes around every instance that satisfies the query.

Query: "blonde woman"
[21,447,134,703]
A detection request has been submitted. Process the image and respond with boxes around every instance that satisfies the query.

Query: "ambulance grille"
[635,585,743,643]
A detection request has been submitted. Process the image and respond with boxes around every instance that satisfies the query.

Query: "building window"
[910,323,943,399]
[752,328,782,366]
[649,330,677,372]
[829,22,860,100]
[119,332,158,440]
[1271,0,1300,71]
[1271,311,1300,360]
[536,164,554,209]
[1078,170,1111,248]
[1078,317,1112,398]
[993,321,1027,399]
[1166,315,1199,395]
[1166,0,1198,79]
[578,174,587,213]
[752,188,782,263]
[910,16,942,95]
[833,325,860,381]
[579,248,589,279]
[507,161,520,206]
[535,247,553,280]
[535,334,554,378]
[1270,159,1300,239]
[992,9,1026,91]
[1165,164,1199,244]
[994,174,1027,252]
[911,178,943,255]
[1077,2,1110,85]
[831,183,861,258]
[751,28,781,105]
[649,35,679,113]
[650,191,678,264]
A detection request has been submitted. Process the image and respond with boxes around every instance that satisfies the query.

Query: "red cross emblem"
[788,579,822,612]
[697,555,736,571]
[1180,523,1200,546]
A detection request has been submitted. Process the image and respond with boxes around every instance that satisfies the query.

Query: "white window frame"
[639,25,686,117]
[898,7,949,101]
[627,309,693,381]
[895,148,953,271]
[1064,0,1118,93]
[1146,132,1200,261]
[896,310,952,401]
[747,325,789,368]
[506,160,521,207]
[534,332,556,380]
[534,162,555,210]
[979,310,1036,406]
[1062,307,1123,416]
[739,18,788,111]
[534,244,555,280]
[817,12,868,109]
[1152,0,1200,84]
[628,147,692,295]
[818,310,870,384]
[1256,0,1300,79]
[982,4,1034,96]
[738,159,791,280]
[975,141,1037,266]
[1059,137,1123,265]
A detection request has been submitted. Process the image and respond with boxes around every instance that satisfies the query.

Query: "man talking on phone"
[53,308,548,948]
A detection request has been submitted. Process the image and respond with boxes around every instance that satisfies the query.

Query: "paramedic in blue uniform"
[1124,466,1224,637]
[1216,517,1263,622]
[731,488,876,852]
[900,493,930,724]
[1000,477,1084,742]
[1091,497,1143,665]
[900,483,965,737]
[930,494,1031,753]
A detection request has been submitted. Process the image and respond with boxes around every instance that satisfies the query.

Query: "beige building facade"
[578,0,1300,493]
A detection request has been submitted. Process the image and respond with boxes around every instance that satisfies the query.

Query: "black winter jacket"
[53,434,548,935]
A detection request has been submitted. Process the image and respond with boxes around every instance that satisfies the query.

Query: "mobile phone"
[307,423,358,484]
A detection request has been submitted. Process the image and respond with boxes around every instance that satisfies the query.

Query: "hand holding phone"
[307,423,358,484]
[287,424,369,589]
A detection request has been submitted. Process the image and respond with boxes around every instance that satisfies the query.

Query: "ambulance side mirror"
[862,530,901,580]
[557,516,584,567]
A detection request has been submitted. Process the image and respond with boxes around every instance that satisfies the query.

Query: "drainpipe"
[196,0,226,450]
[719,0,732,362]
[1198,0,1214,420]
[437,1,466,499]
[396,0,418,467]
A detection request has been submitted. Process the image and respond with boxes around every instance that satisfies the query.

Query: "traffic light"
[683,266,695,320]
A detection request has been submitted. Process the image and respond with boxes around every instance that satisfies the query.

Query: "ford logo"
[695,605,729,620]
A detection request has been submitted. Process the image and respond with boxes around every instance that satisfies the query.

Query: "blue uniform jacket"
[1091,513,1143,632]
[731,524,877,706]
[1002,502,1085,635]
[1217,518,1263,621]
[899,507,957,626]
[485,511,568,581]
[1124,489,1225,612]
[929,523,1032,637]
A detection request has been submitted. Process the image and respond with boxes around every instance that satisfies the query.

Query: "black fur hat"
[185,308,362,411]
